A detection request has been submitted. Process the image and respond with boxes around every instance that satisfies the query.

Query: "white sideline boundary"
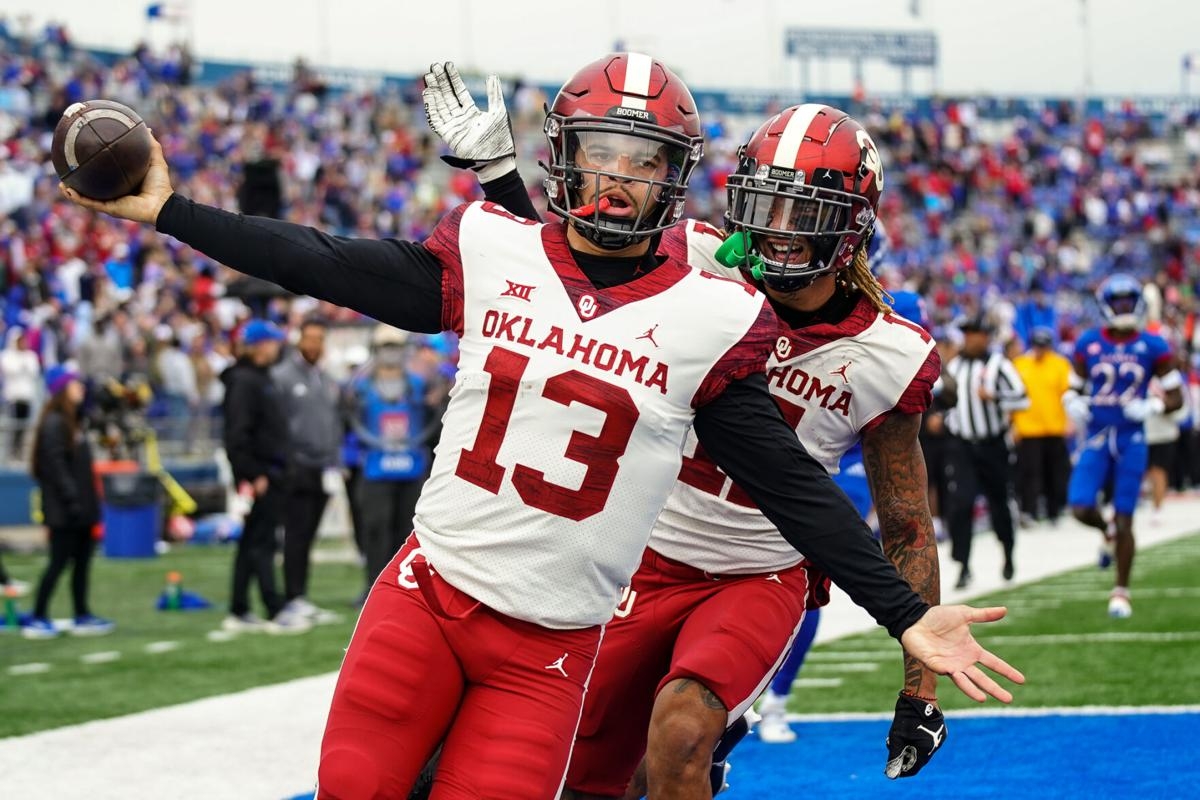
[784,704,1200,724]
[2,499,1199,799]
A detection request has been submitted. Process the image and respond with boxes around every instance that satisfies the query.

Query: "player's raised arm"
[694,372,1024,703]
[423,61,541,222]
[59,134,446,333]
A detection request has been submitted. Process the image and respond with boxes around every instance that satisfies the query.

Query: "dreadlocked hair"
[835,246,891,313]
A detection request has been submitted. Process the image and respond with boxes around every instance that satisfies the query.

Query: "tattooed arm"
[862,411,942,700]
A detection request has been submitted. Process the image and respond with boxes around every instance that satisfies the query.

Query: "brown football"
[51,99,152,201]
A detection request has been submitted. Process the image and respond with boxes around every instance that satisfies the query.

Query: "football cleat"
[756,691,797,744]
[1108,590,1132,619]
[21,616,60,639]
[70,614,115,636]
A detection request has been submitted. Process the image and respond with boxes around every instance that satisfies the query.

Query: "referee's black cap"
[957,313,994,335]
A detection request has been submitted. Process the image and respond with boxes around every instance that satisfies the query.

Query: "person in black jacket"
[25,365,112,639]
[220,320,309,634]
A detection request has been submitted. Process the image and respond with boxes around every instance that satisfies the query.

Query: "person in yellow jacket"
[1012,328,1073,526]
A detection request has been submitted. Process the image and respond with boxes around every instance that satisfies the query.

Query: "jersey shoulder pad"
[660,219,743,282]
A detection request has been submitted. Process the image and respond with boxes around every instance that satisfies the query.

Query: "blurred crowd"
[1,22,1200,484]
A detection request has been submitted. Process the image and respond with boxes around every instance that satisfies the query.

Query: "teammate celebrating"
[424,67,954,797]
[63,54,1021,800]
[1065,273,1182,618]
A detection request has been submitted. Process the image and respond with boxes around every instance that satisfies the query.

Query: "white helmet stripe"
[620,52,653,111]
[772,103,825,167]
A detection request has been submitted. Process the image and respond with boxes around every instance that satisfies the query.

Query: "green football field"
[1,532,1198,740]
[0,542,363,738]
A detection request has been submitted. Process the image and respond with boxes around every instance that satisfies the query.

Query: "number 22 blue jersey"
[1072,327,1172,435]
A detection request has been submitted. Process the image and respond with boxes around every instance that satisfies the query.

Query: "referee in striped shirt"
[943,313,1030,588]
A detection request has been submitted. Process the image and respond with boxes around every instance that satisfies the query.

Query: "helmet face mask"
[543,54,703,250]
[1097,274,1146,330]
[724,104,881,292]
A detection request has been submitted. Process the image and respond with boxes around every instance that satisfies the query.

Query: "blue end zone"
[723,713,1198,799]
[286,712,1197,799]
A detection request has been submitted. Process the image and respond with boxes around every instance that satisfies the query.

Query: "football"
[51,99,152,201]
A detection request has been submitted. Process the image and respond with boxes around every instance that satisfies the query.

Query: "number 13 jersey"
[414,202,777,629]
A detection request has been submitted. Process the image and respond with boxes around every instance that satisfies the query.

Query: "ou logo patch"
[396,547,425,589]
[578,294,599,319]
[856,128,884,192]
[775,336,793,360]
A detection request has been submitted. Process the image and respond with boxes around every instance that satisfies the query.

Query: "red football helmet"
[544,53,704,249]
[725,104,883,291]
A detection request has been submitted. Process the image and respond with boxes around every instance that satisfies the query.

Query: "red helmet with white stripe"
[544,53,704,249]
[725,104,883,291]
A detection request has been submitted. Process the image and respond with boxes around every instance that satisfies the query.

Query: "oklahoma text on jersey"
[479,309,670,394]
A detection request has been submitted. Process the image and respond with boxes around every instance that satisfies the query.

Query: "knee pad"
[317,746,382,800]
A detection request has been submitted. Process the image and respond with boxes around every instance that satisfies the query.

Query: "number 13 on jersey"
[454,346,641,521]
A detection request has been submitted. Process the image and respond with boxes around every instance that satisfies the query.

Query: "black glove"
[884,692,946,779]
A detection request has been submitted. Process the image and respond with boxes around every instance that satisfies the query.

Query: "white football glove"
[422,62,516,183]
[1123,396,1165,422]
[1063,391,1092,425]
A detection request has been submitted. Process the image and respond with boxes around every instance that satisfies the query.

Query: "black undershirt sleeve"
[155,194,445,332]
[480,170,541,222]
[694,373,930,640]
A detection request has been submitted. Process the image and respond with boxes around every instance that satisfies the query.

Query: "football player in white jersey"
[426,70,953,798]
[64,55,1020,800]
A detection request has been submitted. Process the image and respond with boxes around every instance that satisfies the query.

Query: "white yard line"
[980,631,1200,645]
[1019,587,1200,599]
[802,662,881,672]
[791,677,844,688]
[144,641,182,654]
[80,651,121,664]
[785,704,1200,723]
[805,650,898,661]
[7,662,51,676]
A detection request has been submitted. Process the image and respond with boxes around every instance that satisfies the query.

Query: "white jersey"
[413,202,775,628]
[649,224,938,574]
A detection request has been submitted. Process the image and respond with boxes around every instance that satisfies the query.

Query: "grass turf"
[784,531,1200,714]
[0,541,363,738]
[3,532,1198,740]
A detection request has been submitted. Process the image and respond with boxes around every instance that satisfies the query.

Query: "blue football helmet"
[887,289,931,331]
[1096,273,1145,330]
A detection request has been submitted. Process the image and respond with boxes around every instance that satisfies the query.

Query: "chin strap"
[714,231,764,279]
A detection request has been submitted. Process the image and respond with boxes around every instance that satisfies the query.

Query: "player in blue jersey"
[1064,274,1183,618]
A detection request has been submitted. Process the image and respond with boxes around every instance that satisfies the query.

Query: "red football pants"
[566,548,811,797]
[317,535,604,799]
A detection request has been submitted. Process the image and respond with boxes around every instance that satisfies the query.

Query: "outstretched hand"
[422,61,516,182]
[899,605,1024,703]
[60,133,174,225]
